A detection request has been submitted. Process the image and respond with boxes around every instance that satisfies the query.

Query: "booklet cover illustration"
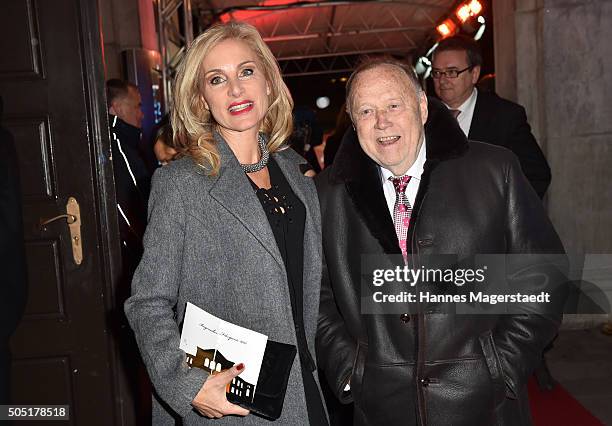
[179,302,268,402]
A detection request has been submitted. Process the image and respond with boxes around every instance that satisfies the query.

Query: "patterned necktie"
[390,175,412,260]
[449,109,461,120]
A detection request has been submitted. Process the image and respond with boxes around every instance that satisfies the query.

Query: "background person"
[106,79,150,256]
[290,105,324,174]
[431,35,551,199]
[106,78,154,425]
[432,35,560,390]
[125,22,328,425]
[322,103,350,168]
[152,115,177,166]
[107,78,152,203]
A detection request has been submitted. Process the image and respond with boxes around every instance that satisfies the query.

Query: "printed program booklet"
[179,302,268,402]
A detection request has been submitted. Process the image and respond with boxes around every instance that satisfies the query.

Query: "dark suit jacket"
[468,90,551,198]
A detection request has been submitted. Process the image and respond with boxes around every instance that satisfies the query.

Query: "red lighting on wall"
[218,0,309,23]
[219,10,263,23]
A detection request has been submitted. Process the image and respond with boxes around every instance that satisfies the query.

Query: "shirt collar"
[380,136,427,182]
[443,87,478,114]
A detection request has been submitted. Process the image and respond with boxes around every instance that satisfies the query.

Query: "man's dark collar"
[109,114,141,133]
[108,114,141,147]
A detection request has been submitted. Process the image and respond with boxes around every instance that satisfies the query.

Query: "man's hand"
[191,363,250,419]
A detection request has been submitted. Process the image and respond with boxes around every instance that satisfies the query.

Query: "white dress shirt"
[444,87,478,137]
[379,138,427,219]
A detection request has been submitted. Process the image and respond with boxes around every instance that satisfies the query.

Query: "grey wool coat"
[124,137,326,425]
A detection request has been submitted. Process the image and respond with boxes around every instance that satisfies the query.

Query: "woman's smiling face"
[201,38,271,138]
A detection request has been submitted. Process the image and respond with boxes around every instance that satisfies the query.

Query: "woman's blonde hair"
[171,21,294,175]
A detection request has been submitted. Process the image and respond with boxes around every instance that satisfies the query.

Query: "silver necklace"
[240,133,269,173]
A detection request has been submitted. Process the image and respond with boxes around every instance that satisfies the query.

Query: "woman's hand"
[191,363,250,419]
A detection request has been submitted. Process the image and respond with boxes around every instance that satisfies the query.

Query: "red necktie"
[390,175,412,260]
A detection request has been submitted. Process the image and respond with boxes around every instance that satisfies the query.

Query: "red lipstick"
[228,100,254,115]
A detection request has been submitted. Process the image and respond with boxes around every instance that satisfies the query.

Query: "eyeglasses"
[431,66,472,79]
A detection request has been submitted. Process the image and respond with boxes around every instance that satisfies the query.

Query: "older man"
[315,58,567,425]
[431,35,551,199]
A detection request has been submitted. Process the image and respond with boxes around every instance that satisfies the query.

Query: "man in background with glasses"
[431,35,551,199]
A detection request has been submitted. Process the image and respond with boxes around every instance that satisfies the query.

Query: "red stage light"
[456,5,471,23]
[436,19,457,38]
[469,0,483,15]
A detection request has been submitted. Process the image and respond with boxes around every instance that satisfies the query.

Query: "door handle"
[40,214,76,228]
[39,197,83,265]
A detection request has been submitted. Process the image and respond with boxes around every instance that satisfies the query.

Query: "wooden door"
[1,0,127,424]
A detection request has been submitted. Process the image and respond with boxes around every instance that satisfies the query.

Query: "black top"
[249,157,328,425]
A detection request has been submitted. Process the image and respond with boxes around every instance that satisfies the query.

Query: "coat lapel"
[273,150,322,259]
[347,162,401,255]
[273,150,321,278]
[207,136,284,268]
[273,149,313,224]
[467,89,490,141]
[274,148,322,345]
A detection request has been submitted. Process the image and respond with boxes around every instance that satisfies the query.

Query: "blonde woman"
[125,22,328,425]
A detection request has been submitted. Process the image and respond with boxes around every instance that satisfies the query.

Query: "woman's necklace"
[240,133,269,173]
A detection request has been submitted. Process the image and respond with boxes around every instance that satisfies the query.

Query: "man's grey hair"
[345,57,423,117]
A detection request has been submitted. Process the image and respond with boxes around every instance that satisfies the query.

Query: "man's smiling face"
[349,65,428,176]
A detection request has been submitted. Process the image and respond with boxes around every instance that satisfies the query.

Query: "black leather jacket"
[315,99,568,426]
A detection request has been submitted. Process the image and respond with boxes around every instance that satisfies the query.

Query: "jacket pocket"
[349,341,368,407]
[479,331,507,405]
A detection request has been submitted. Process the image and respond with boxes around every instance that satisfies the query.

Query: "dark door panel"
[2,0,125,424]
